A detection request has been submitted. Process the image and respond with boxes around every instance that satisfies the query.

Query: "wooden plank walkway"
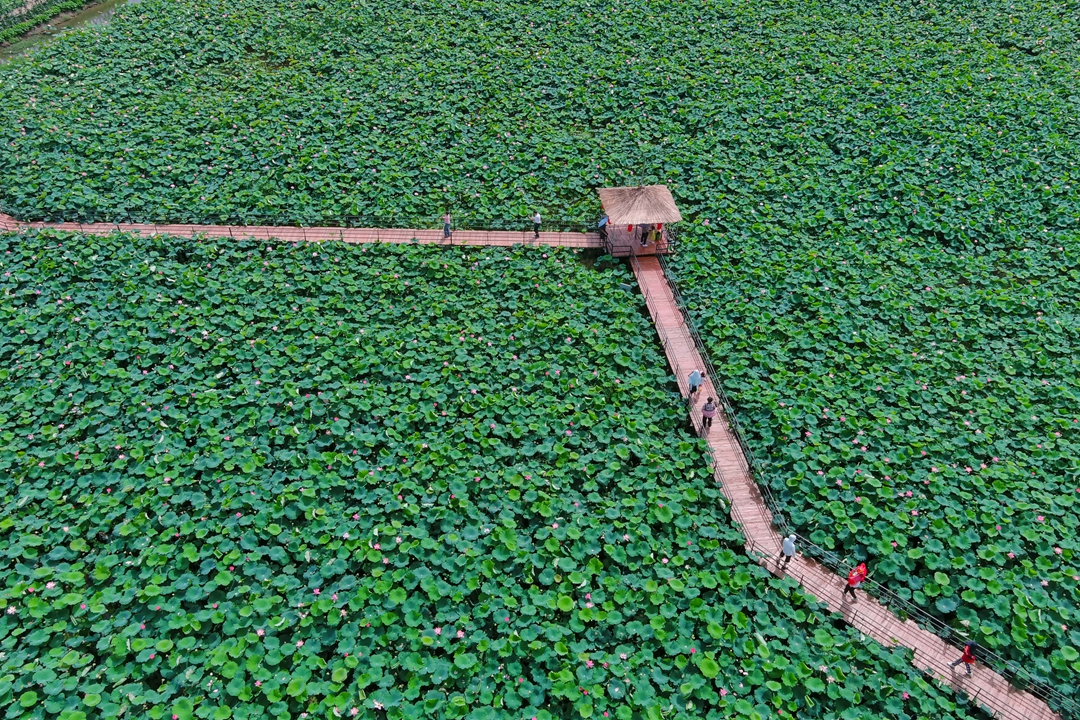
[0,209,1061,719]
[630,256,1059,720]
[0,213,602,248]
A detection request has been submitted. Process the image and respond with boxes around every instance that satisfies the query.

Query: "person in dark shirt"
[701,397,717,432]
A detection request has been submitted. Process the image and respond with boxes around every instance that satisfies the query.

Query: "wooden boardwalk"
[0,213,602,248]
[630,256,1059,720]
[0,209,1061,719]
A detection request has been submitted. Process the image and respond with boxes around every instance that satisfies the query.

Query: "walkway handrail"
[0,207,597,234]
[652,254,1079,720]
[655,254,790,529]
[795,532,1080,718]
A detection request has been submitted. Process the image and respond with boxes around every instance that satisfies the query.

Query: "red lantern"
[657,223,663,230]
[627,224,634,232]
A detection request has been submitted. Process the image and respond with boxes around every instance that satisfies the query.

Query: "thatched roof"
[597,185,682,225]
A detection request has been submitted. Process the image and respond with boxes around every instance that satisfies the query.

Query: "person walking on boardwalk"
[688,369,704,395]
[443,211,452,239]
[533,210,542,239]
[701,396,717,432]
[842,561,867,601]
[950,641,978,677]
[778,534,797,568]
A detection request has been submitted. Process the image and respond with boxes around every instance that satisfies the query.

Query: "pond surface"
[0,0,138,62]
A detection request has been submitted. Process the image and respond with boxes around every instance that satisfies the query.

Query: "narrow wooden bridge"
[629,255,1060,720]
[0,214,670,255]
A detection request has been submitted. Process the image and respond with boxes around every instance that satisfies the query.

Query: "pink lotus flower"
[434,627,442,635]
[257,629,265,636]
[457,630,465,638]
[296,640,304,647]
[902,692,910,700]
[720,688,728,697]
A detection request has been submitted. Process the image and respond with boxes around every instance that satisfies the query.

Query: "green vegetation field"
[1,0,1079,712]
[0,231,989,719]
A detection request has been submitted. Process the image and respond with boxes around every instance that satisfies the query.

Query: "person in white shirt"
[778,534,797,568]
[688,369,704,395]
[533,211,541,238]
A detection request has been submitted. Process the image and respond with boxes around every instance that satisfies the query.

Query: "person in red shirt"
[950,641,978,677]
[842,562,867,601]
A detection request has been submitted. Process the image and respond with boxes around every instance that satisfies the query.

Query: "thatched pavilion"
[596,185,682,257]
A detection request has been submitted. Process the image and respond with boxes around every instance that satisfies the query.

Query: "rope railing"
[651,253,1079,720]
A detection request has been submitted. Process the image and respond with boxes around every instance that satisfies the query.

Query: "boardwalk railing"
[2,208,597,234]
[795,532,1080,720]
[649,254,1080,720]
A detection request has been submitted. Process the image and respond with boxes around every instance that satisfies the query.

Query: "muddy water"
[0,0,139,62]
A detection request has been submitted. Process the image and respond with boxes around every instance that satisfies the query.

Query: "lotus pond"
[0,0,1078,706]
[678,231,1080,698]
[0,230,990,719]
